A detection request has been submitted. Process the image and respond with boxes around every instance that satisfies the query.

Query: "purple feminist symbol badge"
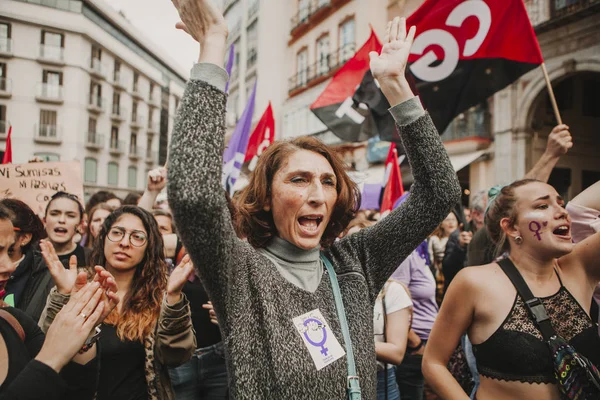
[303,317,328,356]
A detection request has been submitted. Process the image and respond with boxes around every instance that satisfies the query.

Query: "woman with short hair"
[167,1,460,398]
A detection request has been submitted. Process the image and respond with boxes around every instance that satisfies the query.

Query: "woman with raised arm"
[167,1,460,398]
[40,205,196,400]
[423,179,600,400]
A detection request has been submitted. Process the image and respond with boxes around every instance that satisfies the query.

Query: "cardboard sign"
[0,161,84,216]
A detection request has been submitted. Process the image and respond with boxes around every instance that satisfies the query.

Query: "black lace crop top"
[472,283,600,384]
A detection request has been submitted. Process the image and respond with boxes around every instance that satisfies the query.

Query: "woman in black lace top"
[422,179,600,400]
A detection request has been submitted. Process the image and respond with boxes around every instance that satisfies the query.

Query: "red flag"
[245,102,275,171]
[402,0,543,134]
[2,125,12,164]
[380,144,404,214]
[310,30,384,142]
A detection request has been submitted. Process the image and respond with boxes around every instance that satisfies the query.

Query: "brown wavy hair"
[90,205,167,342]
[235,136,361,248]
[485,179,540,257]
[85,202,116,249]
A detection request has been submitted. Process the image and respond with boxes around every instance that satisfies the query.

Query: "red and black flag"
[310,30,386,143]
[404,0,543,134]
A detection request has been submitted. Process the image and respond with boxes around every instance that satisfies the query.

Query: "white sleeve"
[383,281,413,315]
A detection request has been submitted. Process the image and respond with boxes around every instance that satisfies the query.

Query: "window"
[298,0,310,23]
[128,166,137,188]
[84,158,97,183]
[113,60,121,82]
[110,126,119,148]
[40,30,64,60]
[133,72,139,92]
[0,105,6,134]
[130,132,137,153]
[34,153,60,162]
[132,101,138,122]
[149,82,154,101]
[316,35,330,75]
[89,81,102,106]
[146,137,152,157]
[296,49,308,87]
[148,108,154,128]
[39,110,57,137]
[247,22,258,69]
[173,96,179,113]
[112,92,121,115]
[91,45,101,62]
[88,117,97,133]
[0,23,11,53]
[42,70,62,98]
[107,162,119,186]
[0,62,6,91]
[339,18,355,62]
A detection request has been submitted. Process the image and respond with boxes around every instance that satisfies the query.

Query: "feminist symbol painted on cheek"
[529,221,548,241]
[303,317,328,356]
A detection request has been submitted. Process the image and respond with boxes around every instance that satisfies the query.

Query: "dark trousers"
[377,367,401,400]
[168,343,228,400]
[396,353,424,400]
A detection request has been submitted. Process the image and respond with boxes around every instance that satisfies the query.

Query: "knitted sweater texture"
[168,79,460,399]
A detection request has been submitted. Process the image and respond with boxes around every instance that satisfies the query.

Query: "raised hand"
[546,124,573,157]
[369,17,416,82]
[202,301,219,325]
[172,0,228,43]
[166,254,194,305]
[90,266,120,319]
[147,167,167,194]
[40,239,78,295]
[35,279,106,372]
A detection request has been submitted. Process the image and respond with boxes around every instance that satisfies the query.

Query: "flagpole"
[540,63,563,125]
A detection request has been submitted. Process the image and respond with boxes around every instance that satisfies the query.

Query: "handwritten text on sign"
[0,161,84,216]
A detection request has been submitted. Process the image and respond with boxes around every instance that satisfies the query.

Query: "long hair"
[0,199,46,254]
[235,136,361,248]
[85,202,116,249]
[90,206,167,342]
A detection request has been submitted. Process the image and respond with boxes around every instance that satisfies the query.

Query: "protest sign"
[0,161,84,215]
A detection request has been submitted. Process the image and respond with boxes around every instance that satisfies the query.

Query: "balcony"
[130,114,145,129]
[111,105,127,121]
[128,145,142,160]
[87,94,106,113]
[38,45,65,65]
[112,71,127,90]
[0,121,7,138]
[440,104,492,143]
[247,48,258,70]
[291,0,332,36]
[0,38,13,57]
[248,1,259,21]
[109,139,124,155]
[89,58,107,79]
[288,43,355,94]
[35,83,64,103]
[85,132,104,150]
[131,84,144,100]
[145,149,158,165]
[0,78,12,98]
[530,0,600,31]
[147,121,159,134]
[34,124,62,144]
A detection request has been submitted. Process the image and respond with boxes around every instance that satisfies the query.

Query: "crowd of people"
[0,1,599,399]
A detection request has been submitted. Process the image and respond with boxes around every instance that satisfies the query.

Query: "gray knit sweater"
[168,75,460,399]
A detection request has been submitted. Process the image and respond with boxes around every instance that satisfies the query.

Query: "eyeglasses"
[107,227,147,247]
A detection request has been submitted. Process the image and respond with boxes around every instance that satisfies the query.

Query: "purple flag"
[360,183,381,210]
[225,44,235,93]
[222,81,257,195]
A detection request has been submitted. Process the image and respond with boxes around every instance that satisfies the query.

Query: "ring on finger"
[80,312,87,320]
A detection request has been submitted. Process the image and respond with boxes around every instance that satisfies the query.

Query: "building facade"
[0,0,187,199]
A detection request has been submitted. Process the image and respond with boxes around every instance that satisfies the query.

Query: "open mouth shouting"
[552,224,571,241]
[53,227,69,236]
[298,215,324,236]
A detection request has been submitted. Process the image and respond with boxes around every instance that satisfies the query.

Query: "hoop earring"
[514,235,523,245]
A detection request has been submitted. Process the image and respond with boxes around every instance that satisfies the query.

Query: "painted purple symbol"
[303,317,328,356]
[529,221,542,241]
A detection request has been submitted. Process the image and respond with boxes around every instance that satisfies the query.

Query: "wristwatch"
[79,326,102,354]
